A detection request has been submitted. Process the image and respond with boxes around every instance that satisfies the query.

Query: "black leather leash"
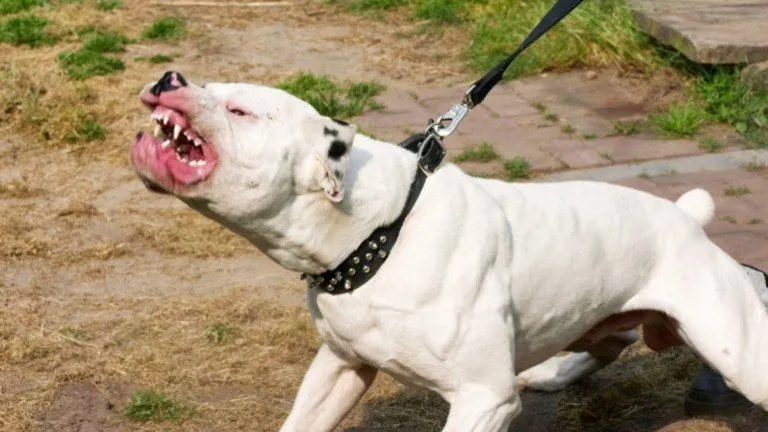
[304,0,584,294]
[427,0,584,139]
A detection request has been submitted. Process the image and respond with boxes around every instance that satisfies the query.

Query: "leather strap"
[466,0,584,108]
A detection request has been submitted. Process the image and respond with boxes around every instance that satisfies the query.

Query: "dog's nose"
[150,71,188,96]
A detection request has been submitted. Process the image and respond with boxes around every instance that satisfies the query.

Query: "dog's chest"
[310,294,461,392]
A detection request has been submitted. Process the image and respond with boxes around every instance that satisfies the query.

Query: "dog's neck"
[227,135,419,274]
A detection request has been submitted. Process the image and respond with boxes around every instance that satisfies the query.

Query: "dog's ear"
[304,117,356,203]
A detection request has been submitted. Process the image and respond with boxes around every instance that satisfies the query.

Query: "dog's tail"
[675,188,715,226]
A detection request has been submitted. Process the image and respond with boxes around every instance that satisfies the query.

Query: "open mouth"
[131,102,218,193]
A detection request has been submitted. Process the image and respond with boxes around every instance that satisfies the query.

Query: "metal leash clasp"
[426,86,475,138]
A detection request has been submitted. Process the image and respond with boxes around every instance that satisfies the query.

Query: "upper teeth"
[150,113,206,152]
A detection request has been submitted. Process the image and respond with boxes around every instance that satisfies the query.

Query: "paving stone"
[481,87,541,118]
[629,0,768,64]
[370,89,425,114]
[590,136,701,164]
[551,147,613,170]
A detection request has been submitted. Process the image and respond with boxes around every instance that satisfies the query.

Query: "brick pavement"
[354,70,768,266]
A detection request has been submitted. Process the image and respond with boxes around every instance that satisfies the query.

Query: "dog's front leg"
[442,384,522,432]
[280,344,377,432]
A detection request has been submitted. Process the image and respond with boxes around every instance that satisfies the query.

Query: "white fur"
[137,80,768,431]
[675,188,715,226]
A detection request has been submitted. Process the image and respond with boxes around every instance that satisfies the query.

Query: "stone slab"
[629,0,768,64]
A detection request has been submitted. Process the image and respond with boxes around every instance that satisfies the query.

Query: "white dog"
[130,72,768,431]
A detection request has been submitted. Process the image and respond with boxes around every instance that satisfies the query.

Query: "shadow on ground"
[345,347,768,432]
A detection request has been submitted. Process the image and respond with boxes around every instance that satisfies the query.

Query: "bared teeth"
[173,124,182,140]
[193,139,202,147]
[154,124,162,138]
[161,140,171,149]
[163,113,170,125]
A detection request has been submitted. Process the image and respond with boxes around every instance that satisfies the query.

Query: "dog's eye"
[229,108,247,116]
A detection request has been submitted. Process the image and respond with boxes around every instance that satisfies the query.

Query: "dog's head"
[130,71,357,218]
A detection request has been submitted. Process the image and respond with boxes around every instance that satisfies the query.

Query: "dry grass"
[1,2,767,431]
[0,284,320,431]
[0,178,44,198]
[131,209,253,258]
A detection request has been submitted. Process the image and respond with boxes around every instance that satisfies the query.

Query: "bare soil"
[1,1,766,431]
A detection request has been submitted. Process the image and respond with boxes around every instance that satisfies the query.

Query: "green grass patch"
[65,117,106,142]
[697,135,723,153]
[504,156,531,180]
[0,0,45,15]
[654,102,705,137]
[0,14,57,47]
[124,390,194,424]
[691,69,768,147]
[410,0,463,24]
[724,186,751,197]
[544,112,558,122]
[467,0,657,78]
[95,0,121,10]
[149,54,173,64]
[82,31,128,53]
[205,323,239,344]
[613,120,641,136]
[657,51,768,147]
[453,143,499,163]
[277,72,385,118]
[141,16,184,41]
[340,0,657,78]
[58,49,124,80]
[582,133,597,140]
[561,123,575,134]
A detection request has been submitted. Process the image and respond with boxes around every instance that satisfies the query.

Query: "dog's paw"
[516,357,572,392]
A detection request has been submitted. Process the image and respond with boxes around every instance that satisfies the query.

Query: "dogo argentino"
[130,71,768,431]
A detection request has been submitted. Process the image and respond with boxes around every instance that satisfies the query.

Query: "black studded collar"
[301,133,444,294]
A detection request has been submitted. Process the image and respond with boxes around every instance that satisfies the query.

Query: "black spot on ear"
[328,139,347,160]
[334,170,343,180]
[332,118,350,126]
[323,126,339,137]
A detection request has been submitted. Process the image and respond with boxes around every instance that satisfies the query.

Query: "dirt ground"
[1,1,767,431]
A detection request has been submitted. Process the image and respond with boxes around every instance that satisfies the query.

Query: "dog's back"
[472,178,714,366]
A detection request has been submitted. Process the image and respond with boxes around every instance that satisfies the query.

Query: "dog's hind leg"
[517,330,638,392]
[643,244,768,410]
